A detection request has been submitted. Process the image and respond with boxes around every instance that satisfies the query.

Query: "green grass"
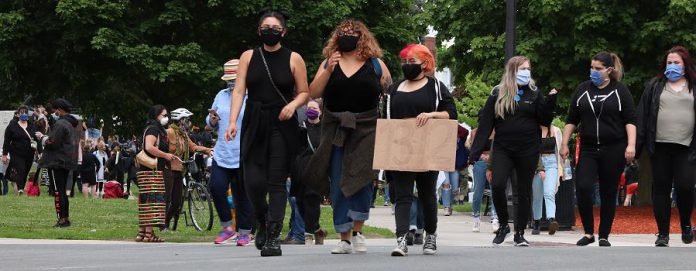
[0,186,392,242]
[452,202,473,213]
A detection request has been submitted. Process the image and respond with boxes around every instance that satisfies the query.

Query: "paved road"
[1,242,693,271]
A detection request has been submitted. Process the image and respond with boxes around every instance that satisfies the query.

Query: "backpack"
[103,181,124,199]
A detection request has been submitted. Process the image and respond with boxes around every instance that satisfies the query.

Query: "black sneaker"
[414,233,424,245]
[655,234,669,247]
[531,220,540,235]
[514,231,529,247]
[423,233,437,255]
[548,218,559,235]
[682,226,694,244]
[406,231,414,246]
[598,238,611,247]
[492,224,511,245]
[576,235,595,246]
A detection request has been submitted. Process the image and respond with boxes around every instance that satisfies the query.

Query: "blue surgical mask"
[19,114,29,122]
[664,64,684,82]
[516,69,531,86]
[590,69,607,86]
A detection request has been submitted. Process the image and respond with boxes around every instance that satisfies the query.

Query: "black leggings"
[490,148,538,232]
[295,184,322,234]
[8,156,33,190]
[49,168,70,219]
[165,170,184,227]
[651,143,695,234]
[575,141,626,239]
[391,171,438,237]
[244,128,289,224]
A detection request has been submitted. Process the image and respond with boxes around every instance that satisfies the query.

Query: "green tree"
[428,0,696,121]
[0,0,426,135]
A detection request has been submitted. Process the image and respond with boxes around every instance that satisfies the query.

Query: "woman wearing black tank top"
[224,11,310,257]
[307,19,391,255]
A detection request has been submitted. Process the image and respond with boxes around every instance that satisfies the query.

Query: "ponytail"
[593,52,623,82]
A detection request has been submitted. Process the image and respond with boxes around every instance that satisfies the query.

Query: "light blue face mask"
[516,69,531,86]
[664,64,684,82]
[590,69,607,86]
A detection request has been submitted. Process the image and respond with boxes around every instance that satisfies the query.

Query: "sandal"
[135,229,146,242]
[143,231,165,243]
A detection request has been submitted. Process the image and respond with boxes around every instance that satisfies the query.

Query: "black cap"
[51,98,73,113]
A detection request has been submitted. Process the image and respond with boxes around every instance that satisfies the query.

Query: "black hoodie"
[39,114,79,170]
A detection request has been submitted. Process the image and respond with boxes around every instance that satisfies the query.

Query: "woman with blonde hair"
[470,56,557,246]
[306,18,391,254]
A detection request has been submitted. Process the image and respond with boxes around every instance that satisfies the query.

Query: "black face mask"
[259,28,283,46]
[402,63,423,80]
[337,36,359,52]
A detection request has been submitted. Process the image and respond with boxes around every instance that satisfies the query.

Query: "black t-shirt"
[143,124,169,170]
[390,84,433,119]
[305,121,321,149]
[566,80,636,146]
[323,60,381,113]
[470,85,556,160]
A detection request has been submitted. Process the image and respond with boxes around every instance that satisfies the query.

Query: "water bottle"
[563,159,573,180]
[227,188,235,209]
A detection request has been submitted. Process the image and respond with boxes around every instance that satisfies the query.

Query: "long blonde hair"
[494,56,537,119]
[322,19,383,60]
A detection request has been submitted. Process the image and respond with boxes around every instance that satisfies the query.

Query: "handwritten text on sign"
[373,119,458,172]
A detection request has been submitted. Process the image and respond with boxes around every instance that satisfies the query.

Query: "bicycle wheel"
[188,182,214,231]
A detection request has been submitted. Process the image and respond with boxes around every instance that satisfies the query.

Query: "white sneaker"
[473,217,481,232]
[391,236,408,256]
[331,240,353,254]
[491,218,500,233]
[352,232,367,253]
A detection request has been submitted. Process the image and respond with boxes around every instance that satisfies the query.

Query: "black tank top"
[323,60,381,113]
[246,47,295,107]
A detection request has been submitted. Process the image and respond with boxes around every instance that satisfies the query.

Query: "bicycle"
[170,153,214,231]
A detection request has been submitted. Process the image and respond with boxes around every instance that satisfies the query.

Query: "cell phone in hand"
[208,109,219,117]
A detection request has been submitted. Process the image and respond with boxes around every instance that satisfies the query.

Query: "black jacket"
[80,151,100,181]
[2,119,36,160]
[38,115,79,170]
[636,77,696,163]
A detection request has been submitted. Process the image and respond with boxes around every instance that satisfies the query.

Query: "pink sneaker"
[214,229,237,244]
[237,233,250,246]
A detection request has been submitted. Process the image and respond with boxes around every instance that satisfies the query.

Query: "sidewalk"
[363,205,692,247]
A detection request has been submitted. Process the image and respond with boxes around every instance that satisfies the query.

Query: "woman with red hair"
[636,46,696,247]
[384,44,457,256]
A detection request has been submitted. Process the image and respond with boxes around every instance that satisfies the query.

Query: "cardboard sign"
[373,119,458,172]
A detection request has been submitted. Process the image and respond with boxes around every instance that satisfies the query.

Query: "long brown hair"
[659,46,696,91]
[322,19,383,60]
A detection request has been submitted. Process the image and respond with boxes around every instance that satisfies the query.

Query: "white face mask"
[159,117,169,126]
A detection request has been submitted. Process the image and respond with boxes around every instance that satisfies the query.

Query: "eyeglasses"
[259,25,284,33]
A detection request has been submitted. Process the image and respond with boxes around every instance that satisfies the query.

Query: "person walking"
[164,108,213,231]
[531,125,564,235]
[636,46,696,247]
[224,11,310,257]
[469,128,499,232]
[470,56,557,246]
[442,126,470,216]
[2,105,37,195]
[560,52,636,247]
[207,59,254,246]
[135,105,176,242]
[305,19,391,255]
[36,99,79,227]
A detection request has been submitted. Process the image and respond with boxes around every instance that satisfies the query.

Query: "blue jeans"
[286,180,305,241]
[532,154,559,220]
[441,171,459,208]
[472,160,497,218]
[209,161,252,232]
[410,196,424,230]
[383,183,390,203]
[330,146,373,233]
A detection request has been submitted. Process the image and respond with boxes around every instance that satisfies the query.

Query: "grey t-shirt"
[656,84,695,146]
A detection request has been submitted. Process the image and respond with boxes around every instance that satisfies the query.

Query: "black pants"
[295,184,322,234]
[651,142,695,234]
[490,148,538,232]
[575,141,626,239]
[48,168,70,219]
[8,156,33,190]
[391,171,438,237]
[164,170,184,227]
[244,128,289,224]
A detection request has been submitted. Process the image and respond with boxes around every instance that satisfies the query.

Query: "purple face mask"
[306,108,320,120]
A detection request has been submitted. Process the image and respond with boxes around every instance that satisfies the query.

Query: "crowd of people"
[3,10,696,257]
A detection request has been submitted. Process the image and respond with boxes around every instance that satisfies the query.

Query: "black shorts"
[80,172,97,186]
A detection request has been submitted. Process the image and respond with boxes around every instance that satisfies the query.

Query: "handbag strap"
[258,47,290,106]
[142,126,160,155]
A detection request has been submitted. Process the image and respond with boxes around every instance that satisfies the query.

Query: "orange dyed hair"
[400,44,435,74]
[322,19,383,60]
